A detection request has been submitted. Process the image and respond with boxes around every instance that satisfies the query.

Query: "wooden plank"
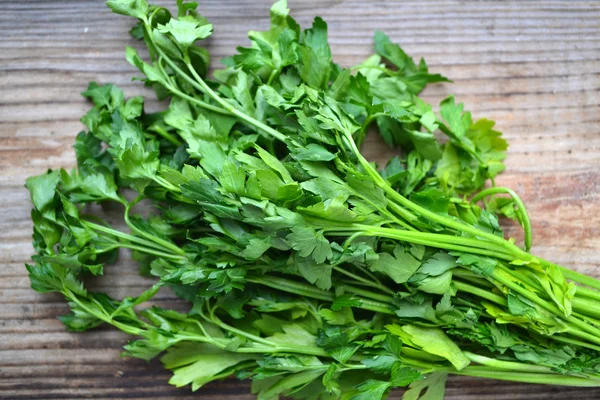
[0,0,599,398]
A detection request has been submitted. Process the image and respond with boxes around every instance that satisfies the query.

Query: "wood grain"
[1,0,599,398]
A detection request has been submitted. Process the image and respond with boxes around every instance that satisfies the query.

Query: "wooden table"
[1,0,599,398]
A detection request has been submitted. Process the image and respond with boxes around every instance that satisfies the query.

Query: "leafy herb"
[24,0,600,399]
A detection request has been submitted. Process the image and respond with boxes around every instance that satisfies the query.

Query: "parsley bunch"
[24,0,600,398]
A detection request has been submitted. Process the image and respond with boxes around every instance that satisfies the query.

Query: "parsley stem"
[248,276,334,301]
[452,367,600,386]
[471,187,532,251]
[337,226,515,260]
[572,297,600,320]
[346,184,416,231]
[332,266,394,295]
[82,220,172,253]
[341,284,394,303]
[331,229,513,259]
[164,82,230,115]
[363,226,514,255]
[344,133,526,257]
[153,175,182,193]
[454,280,507,306]
[355,298,396,315]
[385,201,419,229]
[142,19,230,116]
[249,276,395,315]
[548,259,600,291]
[463,352,554,373]
[400,356,443,369]
[124,198,186,256]
[118,243,185,260]
[453,269,496,288]
[552,335,600,352]
[354,264,389,290]
[206,301,277,347]
[402,347,447,363]
[185,62,287,142]
[562,328,600,350]
[266,67,281,86]
[230,345,330,358]
[355,112,387,148]
[149,125,182,146]
[63,289,143,336]
[575,285,600,302]
[493,267,600,345]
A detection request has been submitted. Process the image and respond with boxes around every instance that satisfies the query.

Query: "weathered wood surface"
[1,0,599,398]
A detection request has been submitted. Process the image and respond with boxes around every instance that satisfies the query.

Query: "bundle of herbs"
[24,0,600,398]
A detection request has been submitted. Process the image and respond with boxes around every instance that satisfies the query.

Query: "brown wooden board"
[1,0,599,398]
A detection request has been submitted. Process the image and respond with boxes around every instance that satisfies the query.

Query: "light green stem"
[471,186,532,251]
[124,199,185,256]
[332,265,394,295]
[493,268,600,346]
[463,352,554,373]
[185,62,287,142]
[453,367,600,387]
[454,280,507,306]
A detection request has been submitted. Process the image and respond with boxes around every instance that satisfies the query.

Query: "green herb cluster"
[25,0,600,398]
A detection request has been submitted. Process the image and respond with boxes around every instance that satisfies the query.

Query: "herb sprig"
[24,0,600,398]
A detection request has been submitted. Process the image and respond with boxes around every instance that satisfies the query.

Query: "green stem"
[358,299,396,315]
[248,276,395,315]
[354,264,389,290]
[153,175,182,193]
[362,225,515,256]
[400,356,443,370]
[471,186,532,251]
[492,268,600,346]
[119,243,185,260]
[344,133,525,257]
[234,345,330,357]
[454,280,507,306]
[386,201,419,230]
[552,335,600,352]
[164,82,231,115]
[576,285,600,302]
[142,17,230,116]
[207,302,277,347]
[248,276,334,302]
[266,67,281,85]
[355,112,386,148]
[497,267,600,323]
[548,259,600,291]
[463,352,554,373]
[402,348,446,363]
[332,266,394,295]
[565,326,600,347]
[453,367,600,386]
[150,125,183,146]
[82,221,174,253]
[178,335,330,357]
[572,297,600,320]
[571,311,600,329]
[341,284,394,303]
[64,290,143,336]
[124,199,185,256]
[453,269,496,289]
[185,62,287,142]
[333,226,515,261]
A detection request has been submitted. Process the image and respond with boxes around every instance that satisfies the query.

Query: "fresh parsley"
[24,0,600,398]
